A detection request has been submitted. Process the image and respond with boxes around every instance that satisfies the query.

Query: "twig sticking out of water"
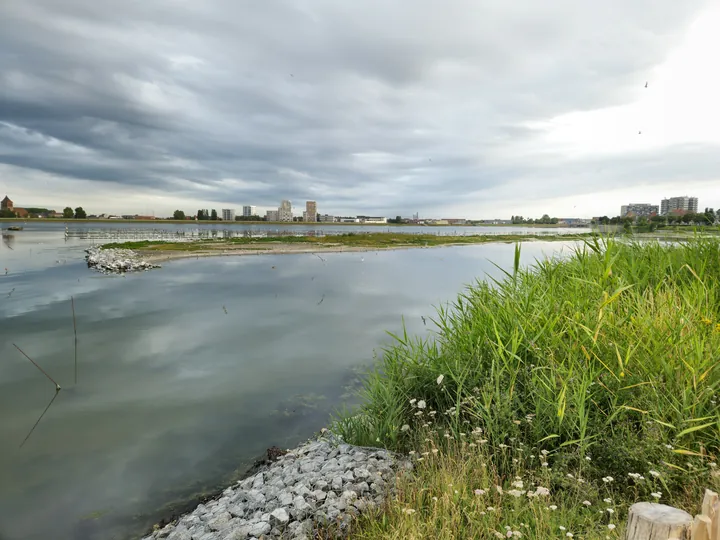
[19,390,60,449]
[71,297,78,385]
[421,316,426,326]
[223,305,228,314]
[313,253,326,264]
[14,344,61,390]
[7,287,15,297]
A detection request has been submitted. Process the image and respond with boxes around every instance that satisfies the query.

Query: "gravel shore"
[86,246,161,273]
[141,433,409,540]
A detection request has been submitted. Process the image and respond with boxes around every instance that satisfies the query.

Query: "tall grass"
[333,238,720,538]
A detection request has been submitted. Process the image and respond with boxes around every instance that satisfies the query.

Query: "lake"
[0,222,580,540]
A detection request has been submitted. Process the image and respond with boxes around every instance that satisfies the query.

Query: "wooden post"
[626,502,693,540]
[690,489,720,540]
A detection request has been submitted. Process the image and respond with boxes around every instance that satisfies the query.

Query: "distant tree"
[637,216,649,226]
[173,210,186,220]
[716,209,720,223]
[550,217,559,224]
[704,208,715,224]
[74,207,87,219]
[210,209,218,221]
[0,208,15,218]
[681,213,694,224]
[63,207,74,219]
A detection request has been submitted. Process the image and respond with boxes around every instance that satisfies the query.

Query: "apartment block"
[242,205,256,217]
[318,214,335,222]
[620,203,658,218]
[661,196,699,215]
[278,200,293,221]
[266,210,279,221]
[304,201,317,222]
[221,209,236,221]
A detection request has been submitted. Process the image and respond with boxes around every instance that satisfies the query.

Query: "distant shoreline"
[1,217,586,228]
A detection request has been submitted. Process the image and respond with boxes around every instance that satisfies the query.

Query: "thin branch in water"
[222,305,228,314]
[19,389,60,448]
[7,287,15,297]
[313,253,326,264]
[71,296,78,385]
[14,344,61,390]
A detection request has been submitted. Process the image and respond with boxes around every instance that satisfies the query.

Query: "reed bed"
[332,238,720,539]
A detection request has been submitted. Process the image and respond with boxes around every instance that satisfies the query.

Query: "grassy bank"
[332,238,720,539]
[102,232,595,252]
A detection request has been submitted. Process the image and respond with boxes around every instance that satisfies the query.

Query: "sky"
[1,0,719,219]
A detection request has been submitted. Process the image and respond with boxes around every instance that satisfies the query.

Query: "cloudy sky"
[1,0,719,219]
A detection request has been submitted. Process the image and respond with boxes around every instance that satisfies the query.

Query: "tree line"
[594,208,718,226]
[511,215,560,225]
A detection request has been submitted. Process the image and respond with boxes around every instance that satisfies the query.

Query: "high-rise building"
[620,203,658,218]
[661,196,698,215]
[266,210,279,221]
[304,201,317,222]
[278,200,293,221]
[242,205,256,217]
[221,209,236,221]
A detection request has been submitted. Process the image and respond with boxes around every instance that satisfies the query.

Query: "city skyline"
[1,2,719,220]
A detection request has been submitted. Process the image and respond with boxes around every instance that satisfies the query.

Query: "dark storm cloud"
[0,0,716,215]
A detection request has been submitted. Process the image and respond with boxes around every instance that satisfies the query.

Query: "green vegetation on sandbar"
[330,238,720,539]
[102,232,596,251]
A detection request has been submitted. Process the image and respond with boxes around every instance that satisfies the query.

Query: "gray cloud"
[0,0,717,217]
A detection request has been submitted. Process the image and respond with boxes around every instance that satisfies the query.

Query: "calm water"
[0,222,579,540]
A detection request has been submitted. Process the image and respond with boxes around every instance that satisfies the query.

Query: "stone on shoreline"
[85,246,160,274]
[141,433,408,540]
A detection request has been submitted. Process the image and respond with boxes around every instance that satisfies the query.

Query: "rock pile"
[142,434,408,540]
[86,246,160,274]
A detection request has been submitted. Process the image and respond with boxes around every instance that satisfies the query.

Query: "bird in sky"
[645,81,648,88]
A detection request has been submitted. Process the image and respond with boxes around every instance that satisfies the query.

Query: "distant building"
[304,201,317,222]
[278,200,293,221]
[339,217,358,223]
[242,205,256,217]
[221,209,236,221]
[318,214,335,222]
[661,196,698,216]
[620,203,659,218]
[1,195,28,217]
[266,210,279,221]
[357,216,388,224]
[444,218,467,225]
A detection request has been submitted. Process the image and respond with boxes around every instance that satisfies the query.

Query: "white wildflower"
[402,508,416,515]
[417,400,426,409]
[607,508,615,514]
[437,374,444,385]
[549,505,558,511]
[409,398,417,406]
[401,424,410,432]
[608,524,616,530]
[512,480,524,489]
[582,500,592,506]
[603,498,612,504]
[649,470,660,478]
[474,489,486,496]
[508,489,525,498]
[651,492,662,499]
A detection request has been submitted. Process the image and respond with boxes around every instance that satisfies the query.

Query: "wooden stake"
[71,296,78,384]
